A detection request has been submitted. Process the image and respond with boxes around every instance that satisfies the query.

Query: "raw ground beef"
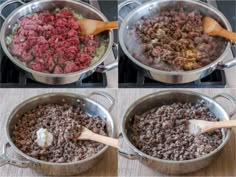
[12,103,107,163]
[127,7,225,71]
[10,9,100,74]
[130,102,223,161]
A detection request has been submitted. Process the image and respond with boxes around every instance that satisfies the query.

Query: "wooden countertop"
[0,89,118,177]
[1,88,236,176]
[118,88,236,176]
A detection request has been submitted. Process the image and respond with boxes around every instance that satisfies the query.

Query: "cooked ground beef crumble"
[127,7,225,71]
[130,102,223,161]
[12,103,107,163]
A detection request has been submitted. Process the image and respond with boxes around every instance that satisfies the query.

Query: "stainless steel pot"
[119,90,236,174]
[0,92,116,175]
[0,0,118,85]
[119,0,236,84]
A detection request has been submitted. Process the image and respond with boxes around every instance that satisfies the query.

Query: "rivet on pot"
[149,5,154,11]
[31,5,36,10]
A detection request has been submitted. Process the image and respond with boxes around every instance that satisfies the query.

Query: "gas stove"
[118,0,236,88]
[0,0,117,88]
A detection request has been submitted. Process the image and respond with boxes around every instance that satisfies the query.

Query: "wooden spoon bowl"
[189,119,236,135]
[203,16,236,41]
[79,19,118,36]
[78,126,118,148]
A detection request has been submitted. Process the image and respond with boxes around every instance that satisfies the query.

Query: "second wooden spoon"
[203,16,236,41]
[189,119,236,135]
[78,126,118,148]
[79,19,118,36]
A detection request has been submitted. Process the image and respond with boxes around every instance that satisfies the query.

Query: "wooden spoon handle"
[88,133,119,148]
[204,120,236,132]
[104,21,118,30]
[218,29,236,42]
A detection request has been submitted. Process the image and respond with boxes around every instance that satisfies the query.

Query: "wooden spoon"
[79,19,118,36]
[78,126,118,148]
[203,16,236,41]
[189,119,236,136]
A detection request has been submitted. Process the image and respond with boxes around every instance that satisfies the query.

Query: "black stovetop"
[118,49,227,88]
[0,54,107,88]
[0,0,117,88]
[118,0,235,88]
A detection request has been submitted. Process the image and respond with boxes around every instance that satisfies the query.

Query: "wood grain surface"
[118,88,236,177]
[0,89,118,177]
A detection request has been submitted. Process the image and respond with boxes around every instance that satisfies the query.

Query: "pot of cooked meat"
[119,90,236,174]
[119,0,236,83]
[0,0,117,85]
[0,92,115,175]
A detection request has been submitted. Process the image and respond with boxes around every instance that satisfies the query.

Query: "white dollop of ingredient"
[36,128,53,148]
[189,122,201,136]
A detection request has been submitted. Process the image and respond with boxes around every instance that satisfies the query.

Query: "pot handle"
[89,91,115,112]
[118,133,139,160]
[96,43,118,73]
[217,58,236,69]
[118,0,142,22]
[0,142,31,168]
[0,0,25,20]
[231,43,236,57]
[213,93,236,117]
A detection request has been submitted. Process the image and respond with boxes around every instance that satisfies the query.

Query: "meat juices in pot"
[12,104,107,163]
[8,9,102,74]
[130,102,223,161]
[127,7,226,71]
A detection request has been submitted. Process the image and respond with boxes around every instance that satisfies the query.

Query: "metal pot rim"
[5,92,115,165]
[0,0,114,77]
[121,90,231,164]
[119,0,233,75]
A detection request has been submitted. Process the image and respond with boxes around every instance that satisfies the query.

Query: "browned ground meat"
[130,102,222,161]
[12,104,107,163]
[9,9,100,74]
[127,7,225,71]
